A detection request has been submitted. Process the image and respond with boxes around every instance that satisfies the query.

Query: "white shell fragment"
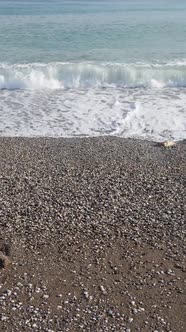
[162,141,176,148]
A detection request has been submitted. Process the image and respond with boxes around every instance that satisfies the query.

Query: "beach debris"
[0,251,11,269]
[161,141,176,148]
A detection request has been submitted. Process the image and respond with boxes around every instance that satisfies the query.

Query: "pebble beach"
[0,137,185,331]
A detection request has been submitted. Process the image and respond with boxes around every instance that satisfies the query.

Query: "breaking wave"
[1,61,186,90]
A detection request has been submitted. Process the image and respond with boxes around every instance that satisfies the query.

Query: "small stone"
[1,315,7,321]
[43,294,49,299]
[107,309,114,317]
[83,291,89,299]
[100,285,107,295]
[57,305,62,309]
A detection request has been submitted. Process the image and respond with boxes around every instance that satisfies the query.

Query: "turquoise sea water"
[1,0,186,63]
[0,0,186,140]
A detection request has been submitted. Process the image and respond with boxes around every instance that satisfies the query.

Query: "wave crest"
[1,61,186,90]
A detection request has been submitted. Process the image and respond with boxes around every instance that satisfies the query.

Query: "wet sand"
[0,137,185,331]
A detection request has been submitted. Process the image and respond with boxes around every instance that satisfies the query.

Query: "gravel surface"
[0,137,185,332]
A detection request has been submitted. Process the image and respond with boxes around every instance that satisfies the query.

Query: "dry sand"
[0,137,185,331]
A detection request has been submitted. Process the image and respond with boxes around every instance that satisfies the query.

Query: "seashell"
[162,141,176,148]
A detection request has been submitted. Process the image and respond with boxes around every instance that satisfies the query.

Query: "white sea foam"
[1,61,186,89]
[0,85,186,141]
[0,61,186,141]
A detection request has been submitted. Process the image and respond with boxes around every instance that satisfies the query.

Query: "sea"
[0,0,186,141]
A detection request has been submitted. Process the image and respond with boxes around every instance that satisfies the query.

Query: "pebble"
[0,137,185,332]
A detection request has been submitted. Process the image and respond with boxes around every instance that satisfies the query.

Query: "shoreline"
[0,137,185,331]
